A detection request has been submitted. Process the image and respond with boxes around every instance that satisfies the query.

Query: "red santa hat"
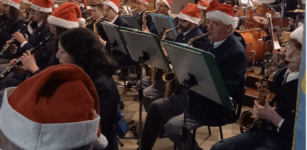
[0,64,108,150]
[23,0,32,5]
[103,0,120,13]
[31,0,54,13]
[178,3,200,25]
[290,26,304,44]
[206,0,238,29]
[2,0,20,9]
[140,0,149,5]
[198,0,209,10]
[161,0,171,8]
[48,3,85,29]
[81,0,88,10]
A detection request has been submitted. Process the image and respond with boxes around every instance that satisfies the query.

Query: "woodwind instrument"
[84,16,93,27]
[142,10,157,30]
[93,18,103,37]
[0,35,53,80]
[187,32,210,46]
[238,52,289,130]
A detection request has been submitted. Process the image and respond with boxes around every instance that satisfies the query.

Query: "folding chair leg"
[240,127,243,133]
[191,129,197,150]
[207,126,212,135]
[174,144,176,150]
[219,126,223,140]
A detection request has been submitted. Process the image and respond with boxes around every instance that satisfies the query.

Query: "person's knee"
[165,120,181,139]
[210,139,229,150]
[136,80,141,90]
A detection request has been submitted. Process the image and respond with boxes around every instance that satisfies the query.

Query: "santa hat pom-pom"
[54,4,58,8]
[92,134,108,149]
[78,18,86,26]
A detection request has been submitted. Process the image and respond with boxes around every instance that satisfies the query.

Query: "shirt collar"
[37,21,43,27]
[285,71,299,83]
[110,15,118,24]
[212,39,226,49]
[183,30,191,36]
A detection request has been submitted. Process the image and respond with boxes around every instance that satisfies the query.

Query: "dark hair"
[58,28,118,75]
[50,26,69,63]
[40,12,51,28]
[9,6,21,21]
[91,2,104,11]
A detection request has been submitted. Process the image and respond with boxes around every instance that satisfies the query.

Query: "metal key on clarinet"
[0,35,53,79]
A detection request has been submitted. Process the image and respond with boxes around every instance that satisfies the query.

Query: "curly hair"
[58,28,118,75]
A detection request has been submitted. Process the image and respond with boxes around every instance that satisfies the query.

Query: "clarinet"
[0,34,53,80]
[0,18,33,58]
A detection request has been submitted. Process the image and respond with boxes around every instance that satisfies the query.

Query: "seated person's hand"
[250,94,275,121]
[12,32,26,44]
[98,36,106,46]
[4,41,17,53]
[7,58,27,73]
[19,50,39,74]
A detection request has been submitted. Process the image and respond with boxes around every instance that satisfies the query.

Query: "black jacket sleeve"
[0,19,25,42]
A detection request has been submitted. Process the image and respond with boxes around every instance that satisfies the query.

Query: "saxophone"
[84,16,93,27]
[142,10,157,30]
[187,32,210,46]
[93,18,103,37]
[238,52,289,130]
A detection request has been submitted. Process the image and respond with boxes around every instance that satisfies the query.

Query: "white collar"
[110,15,118,24]
[285,71,300,83]
[212,39,226,49]
[37,21,43,27]
[183,30,191,36]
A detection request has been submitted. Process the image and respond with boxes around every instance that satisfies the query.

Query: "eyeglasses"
[178,19,188,23]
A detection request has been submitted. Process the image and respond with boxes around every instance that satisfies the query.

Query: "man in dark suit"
[138,1,247,150]
[211,25,304,150]
[67,0,89,19]
[134,0,148,28]
[137,3,209,112]
[100,0,133,67]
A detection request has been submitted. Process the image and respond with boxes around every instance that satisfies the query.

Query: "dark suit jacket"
[198,24,208,34]
[88,72,120,147]
[24,21,38,41]
[134,9,147,28]
[80,7,90,19]
[15,26,54,70]
[188,34,248,125]
[174,26,208,50]
[271,67,298,147]
[0,15,25,48]
[146,13,175,36]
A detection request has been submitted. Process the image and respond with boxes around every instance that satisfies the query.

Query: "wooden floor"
[116,74,253,150]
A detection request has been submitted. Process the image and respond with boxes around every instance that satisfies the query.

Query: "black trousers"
[210,128,292,150]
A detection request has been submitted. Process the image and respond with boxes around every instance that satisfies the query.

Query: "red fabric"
[207,0,234,17]
[8,64,101,137]
[165,0,172,6]
[31,0,54,9]
[51,3,82,22]
[109,0,120,7]
[198,0,209,8]
[181,3,200,19]
[82,0,87,10]
[12,0,19,4]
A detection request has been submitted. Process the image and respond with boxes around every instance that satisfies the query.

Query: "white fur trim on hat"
[198,4,207,10]
[92,133,108,149]
[0,87,104,150]
[142,0,148,5]
[207,10,239,29]
[31,3,52,13]
[290,26,304,44]
[23,0,32,4]
[178,13,201,24]
[103,0,119,13]
[2,0,20,9]
[48,15,80,29]
[162,0,171,8]
[79,18,86,26]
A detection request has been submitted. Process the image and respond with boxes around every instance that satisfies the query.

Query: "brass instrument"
[238,52,288,130]
[93,18,103,37]
[119,0,133,15]
[84,16,93,27]
[187,32,210,46]
[142,10,157,30]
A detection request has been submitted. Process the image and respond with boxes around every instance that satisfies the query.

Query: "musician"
[144,0,174,35]
[0,0,54,90]
[251,0,302,18]
[0,0,25,49]
[67,0,90,19]
[138,0,247,149]
[100,0,133,67]
[198,0,209,33]
[211,25,304,150]
[85,2,105,38]
[137,4,209,112]
[134,0,148,28]
[0,64,108,150]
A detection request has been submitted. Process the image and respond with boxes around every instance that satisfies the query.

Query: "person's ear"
[226,24,233,33]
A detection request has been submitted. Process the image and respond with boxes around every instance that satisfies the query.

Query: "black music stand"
[119,27,171,150]
[121,15,142,30]
[100,22,129,55]
[151,14,178,39]
[162,40,234,150]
